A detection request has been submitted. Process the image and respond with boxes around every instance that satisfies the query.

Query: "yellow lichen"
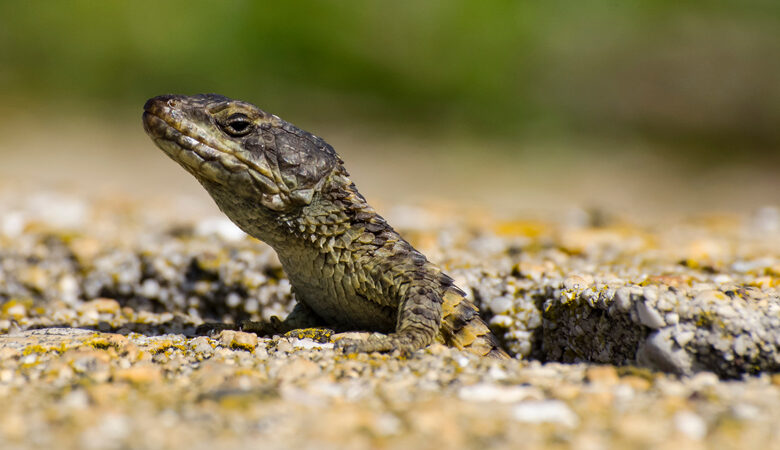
[284,328,334,343]
[493,220,546,238]
[1,298,33,319]
[616,365,656,382]
[21,344,48,356]
[85,338,112,350]
[150,341,187,355]
[22,341,71,356]
[230,342,255,352]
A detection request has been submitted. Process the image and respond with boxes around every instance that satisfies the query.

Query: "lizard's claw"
[195,322,238,336]
[236,320,272,335]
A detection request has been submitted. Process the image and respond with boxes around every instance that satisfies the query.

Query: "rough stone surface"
[0,190,779,449]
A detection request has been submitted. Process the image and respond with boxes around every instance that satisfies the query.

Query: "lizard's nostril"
[143,97,157,112]
[144,94,179,113]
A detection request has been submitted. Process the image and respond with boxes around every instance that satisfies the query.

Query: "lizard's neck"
[275,177,379,253]
[203,170,381,256]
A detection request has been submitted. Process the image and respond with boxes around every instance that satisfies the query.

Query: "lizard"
[142,94,509,359]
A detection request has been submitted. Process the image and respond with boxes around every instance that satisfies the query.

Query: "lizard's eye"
[221,113,253,137]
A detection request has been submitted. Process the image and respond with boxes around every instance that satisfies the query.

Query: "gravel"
[0,189,778,449]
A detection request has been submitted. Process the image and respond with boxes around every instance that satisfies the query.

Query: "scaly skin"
[142,94,509,358]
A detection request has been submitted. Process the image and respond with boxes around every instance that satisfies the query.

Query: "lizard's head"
[143,94,342,212]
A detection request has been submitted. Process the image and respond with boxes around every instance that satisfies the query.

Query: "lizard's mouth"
[143,109,235,183]
[142,96,280,196]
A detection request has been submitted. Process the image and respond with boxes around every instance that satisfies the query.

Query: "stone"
[512,400,579,428]
[190,336,214,356]
[637,329,693,376]
[458,383,543,403]
[585,365,619,385]
[0,185,779,448]
[81,298,121,314]
[563,275,590,291]
[636,301,666,329]
[276,358,321,381]
[231,331,258,351]
[113,365,162,384]
[673,411,707,440]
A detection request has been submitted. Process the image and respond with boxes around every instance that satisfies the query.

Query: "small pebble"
[0,190,777,448]
[512,400,579,428]
[585,366,619,385]
[673,411,707,440]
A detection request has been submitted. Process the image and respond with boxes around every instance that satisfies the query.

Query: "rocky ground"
[0,188,778,449]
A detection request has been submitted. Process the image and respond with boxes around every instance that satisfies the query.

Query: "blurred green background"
[0,1,777,216]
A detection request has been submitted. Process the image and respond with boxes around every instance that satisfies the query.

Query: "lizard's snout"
[144,93,232,115]
[143,95,185,138]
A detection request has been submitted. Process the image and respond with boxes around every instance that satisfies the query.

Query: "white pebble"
[615,287,632,312]
[512,400,579,427]
[226,293,242,308]
[0,370,14,383]
[731,403,760,420]
[751,206,779,233]
[489,295,514,314]
[244,298,259,313]
[62,389,90,410]
[563,275,589,291]
[0,211,25,238]
[459,383,542,403]
[58,275,80,305]
[487,365,509,381]
[489,314,513,328]
[674,411,707,440]
[140,279,160,298]
[30,193,86,229]
[5,304,26,319]
[195,217,246,241]
[689,372,719,390]
[636,301,665,329]
[96,414,130,441]
[291,339,332,350]
[674,330,695,347]
[374,413,402,437]
[80,309,99,323]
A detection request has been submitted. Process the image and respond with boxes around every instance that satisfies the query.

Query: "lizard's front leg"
[335,284,443,356]
[196,301,325,336]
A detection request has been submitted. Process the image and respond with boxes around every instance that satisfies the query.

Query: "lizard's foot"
[237,320,274,335]
[335,332,419,357]
[195,322,239,336]
[197,317,284,337]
